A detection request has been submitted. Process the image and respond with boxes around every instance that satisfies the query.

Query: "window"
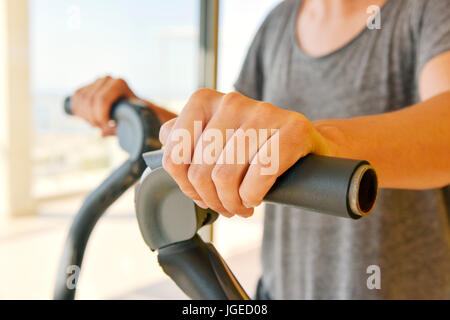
[15,0,283,299]
[30,0,199,198]
[217,0,281,92]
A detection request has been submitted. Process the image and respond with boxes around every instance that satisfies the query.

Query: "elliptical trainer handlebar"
[142,149,378,220]
[54,97,161,300]
[55,96,378,300]
[135,143,378,301]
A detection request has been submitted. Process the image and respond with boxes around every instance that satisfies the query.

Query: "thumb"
[101,123,117,137]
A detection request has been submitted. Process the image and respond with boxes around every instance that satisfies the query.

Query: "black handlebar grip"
[142,150,378,219]
[64,97,73,115]
[264,155,378,219]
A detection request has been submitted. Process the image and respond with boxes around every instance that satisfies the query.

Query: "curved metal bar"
[136,151,379,300]
[54,98,161,300]
[54,159,144,299]
[158,235,250,300]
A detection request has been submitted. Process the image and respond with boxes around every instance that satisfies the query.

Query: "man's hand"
[72,76,177,134]
[159,89,334,218]
[72,76,138,136]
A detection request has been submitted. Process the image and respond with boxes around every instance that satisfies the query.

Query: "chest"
[296,9,372,58]
[260,19,417,120]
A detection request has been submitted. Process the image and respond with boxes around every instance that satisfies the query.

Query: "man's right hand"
[71,76,138,136]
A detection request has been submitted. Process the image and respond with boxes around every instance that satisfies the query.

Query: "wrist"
[312,120,348,158]
[138,99,177,124]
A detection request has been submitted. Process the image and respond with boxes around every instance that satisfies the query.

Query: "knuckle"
[258,102,276,114]
[221,92,242,108]
[251,102,276,121]
[223,91,241,100]
[289,111,309,127]
[74,88,84,98]
[211,165,234,186]
[187,165,208,186]
[115,77,126,85]
[113,78,128,91]
[258,101,272,109]
[191,88,214,101]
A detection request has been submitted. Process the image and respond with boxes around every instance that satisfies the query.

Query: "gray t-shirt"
[235,0,450,299]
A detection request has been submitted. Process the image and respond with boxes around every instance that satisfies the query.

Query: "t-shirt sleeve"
[233,16,270,100]
[416,0,450,73]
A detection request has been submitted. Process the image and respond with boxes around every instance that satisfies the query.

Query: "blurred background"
[0,0,281,299]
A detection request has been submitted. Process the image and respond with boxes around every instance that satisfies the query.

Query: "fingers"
[239,121,312,208]
[161,89,223,204]
[187,112,243,217]
[193,199,208,209]
[71,76,136,130]
[159,118,177,146]
[211,126,268,217]
[101,123,117,137]
[92,78,133,127]
[161,91,276,218]
[72,85,96,125]
[210,104,283,217]
[84,77,111,126]
[160,89,319,220]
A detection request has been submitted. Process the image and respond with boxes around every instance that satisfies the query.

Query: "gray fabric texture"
[234,0,450,299]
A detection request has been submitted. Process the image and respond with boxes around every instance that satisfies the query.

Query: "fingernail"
[242,201,255,209]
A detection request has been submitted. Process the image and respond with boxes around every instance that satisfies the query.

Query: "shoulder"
[381,0,449,39]
[409,0,448,12]
[405,0,449,26]
[383,0,443,21]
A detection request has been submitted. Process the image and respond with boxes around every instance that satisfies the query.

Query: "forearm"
[313,91,450,189]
